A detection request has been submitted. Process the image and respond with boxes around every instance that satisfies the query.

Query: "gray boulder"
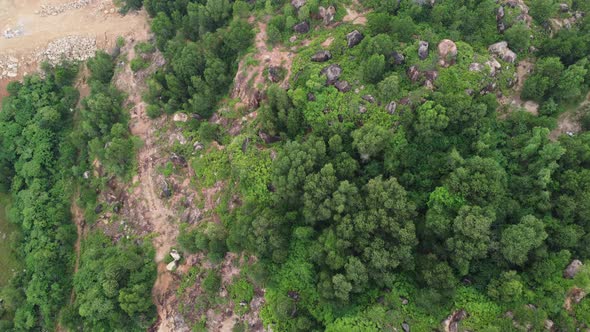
[418,41,429,60]
[407,65,421,82]
[564,260,583,279]
[362,95,376,103]
[294,21,310,34]
[346,30,364,48]
[559,3,569,12]
[311,50,332,62]
[321,64,342,84]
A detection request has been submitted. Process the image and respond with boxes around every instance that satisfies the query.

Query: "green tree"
[501,215,548,265]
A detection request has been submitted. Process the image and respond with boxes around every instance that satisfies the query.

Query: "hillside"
[1,0,590,331]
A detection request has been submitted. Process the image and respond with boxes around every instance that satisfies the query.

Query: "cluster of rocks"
[3,24,25,39]
[488,41,517,63]
[37,0,93,17]
[496,0,533,33]
[0,55,19,79]
[37,35,97,66]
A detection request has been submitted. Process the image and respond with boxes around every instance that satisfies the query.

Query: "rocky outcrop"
[407,65,421,82]
[321,64,342,85]
[564,260,583,279]
[346,30,364,48]
[438,39,458,67]
[293,21,310,34]
[418,41,429,60]
[469,63,485,72]
[311,50,332,62]
[488,41,517,63]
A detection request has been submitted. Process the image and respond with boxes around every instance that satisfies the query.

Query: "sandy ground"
[0,0,149,101]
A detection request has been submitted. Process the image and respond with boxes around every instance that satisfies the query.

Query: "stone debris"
[37,35,98,66]
[0,55,19,79]
[3,24,25,39]
[38,0,93,17]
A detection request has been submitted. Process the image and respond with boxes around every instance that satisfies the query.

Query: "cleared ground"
[0,0,150,101]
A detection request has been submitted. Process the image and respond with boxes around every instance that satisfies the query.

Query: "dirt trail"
[112,37,188,331]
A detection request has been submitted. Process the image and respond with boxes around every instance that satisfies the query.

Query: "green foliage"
[71,233,155,330]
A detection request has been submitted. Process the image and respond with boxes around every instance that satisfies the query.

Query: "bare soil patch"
[343,0,369,25]
[498,60,538,115]
[0,0,149,102]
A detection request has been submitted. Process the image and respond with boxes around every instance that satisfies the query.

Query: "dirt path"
[112,38,188,331]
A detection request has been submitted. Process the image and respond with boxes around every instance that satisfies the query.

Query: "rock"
[497,21,506,33]
[497,5,505,20]
[319,6,336,25]
[362,95,376,103]
[346,30,364,48]
[386,101,397,114]
[564,260,583,279]
[485,58,502,76]
[424,70,439,83]
[488,41,517,63]
[407,65,421,82]
[294,21,310,34]
[418,41,429,60]
[311,50,332,62]
[194,141,204,151]
[307,92,316,101]
[469,63,485,72]
[94,204,103,214]
[268,66,282,82]
[170,250,181,261]
[289,35,297,43]
[291,0,306,10]
[400,297,409,305]
[259,131,281,144]
[241,137,250,153]
[162,181,172,198]
[358,105,367,114]
[544,319,554,330]
[390,51,405,65]
[334,80,351,92]
[402,322,410,332]
[173,113,189,122]
[170,153,187,167]
[569,287,587,304]
[166,261,177,271]
[559,3,569,12]
[443,309,468,332]
[288,290,300,300]
[321,64,343,85]
[83,171,90,179]
[438,39,458,67]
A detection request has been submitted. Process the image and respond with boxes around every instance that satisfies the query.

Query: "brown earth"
[0,0,149,103]
[343,0,369,25]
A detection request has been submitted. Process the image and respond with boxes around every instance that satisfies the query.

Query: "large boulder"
[321,64,342,84]
[438,39,458,67]
[418,41,429,60]
[294,21,310,34]
[564,260,583,279]
[311,50,332,62]
[488,41,517,63]
[173,112,188,122]
[485,58,502,76]
[362,95,376,103]
[346,30,364,48]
